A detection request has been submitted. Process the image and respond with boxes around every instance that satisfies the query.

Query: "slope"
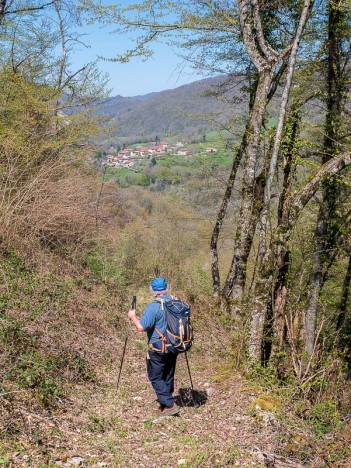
[97,75,247,146]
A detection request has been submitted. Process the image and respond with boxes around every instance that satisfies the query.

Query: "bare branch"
[4,1,54,16]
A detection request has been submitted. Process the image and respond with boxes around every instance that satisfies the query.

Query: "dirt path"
[13,327,294,468]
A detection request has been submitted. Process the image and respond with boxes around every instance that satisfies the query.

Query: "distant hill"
[96,75,248,148]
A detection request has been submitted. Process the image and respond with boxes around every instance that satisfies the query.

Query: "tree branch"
[4,1,54,16]
[290,152,351,229]
[258,0,314,255]
[237,0,269,71]
[251,0,279,62]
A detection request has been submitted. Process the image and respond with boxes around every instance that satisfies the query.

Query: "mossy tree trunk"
[247,0,314,360]
[305,1,345,355]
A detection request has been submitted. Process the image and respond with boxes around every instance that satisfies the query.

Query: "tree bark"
[211,122,249,298]
[258,0,313,259]
[211,71,259,299]
[222,67,276,306]
[214,0,279,307]
[336,253,351,332]
[249,150,351,360]
[305,1,343,355]
[211,59,288,303]
[0,0,7,19]
[271,107,301,357]
[247,0,314,360]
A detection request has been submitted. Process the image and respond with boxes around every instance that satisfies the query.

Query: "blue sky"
[72,20,204,97]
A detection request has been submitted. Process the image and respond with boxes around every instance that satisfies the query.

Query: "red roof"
[149,145,163,151]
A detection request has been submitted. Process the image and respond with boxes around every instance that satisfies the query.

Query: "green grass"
[201,154,232,166]
[105,167,135,178]
[205,130,232,142]
[157,156,187,167]
[129,141,150,148]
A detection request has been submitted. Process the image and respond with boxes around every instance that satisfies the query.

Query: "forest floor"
[3,324,320,468]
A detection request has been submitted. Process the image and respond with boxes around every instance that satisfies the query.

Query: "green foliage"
[108,188,212,297]
[1,313,94,406]
[104,137,233,192]
[309,401,344,436]
[0,452,11,467]
[0,252,96,408]
[1,319,33,355]
[134,173,151,186]
[251,394,282,413]
[152,166,182,184]
[86,249,127,287]
[96,77,230,144]
[144,420,153,429]
[105,167,135,179]
[14,352,64,405]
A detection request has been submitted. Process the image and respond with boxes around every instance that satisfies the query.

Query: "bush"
[152,166,182,184]
[86,249,128,287]
[310,401,344,436]
[0,67,103,259]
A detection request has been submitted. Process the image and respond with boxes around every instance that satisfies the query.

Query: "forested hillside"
[96,75,245,147]
[1,1,351,467]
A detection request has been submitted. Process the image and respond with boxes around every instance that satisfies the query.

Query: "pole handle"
[131,295,137,309]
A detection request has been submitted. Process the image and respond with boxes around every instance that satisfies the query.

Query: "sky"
[72,19,204,97]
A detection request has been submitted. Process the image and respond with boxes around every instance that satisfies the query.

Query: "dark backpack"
[153,297,193,354]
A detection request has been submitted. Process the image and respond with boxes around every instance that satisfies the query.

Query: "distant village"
[105,141,218,168]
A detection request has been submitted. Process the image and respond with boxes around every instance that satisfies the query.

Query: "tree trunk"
[248,0,314,361]
[270,107,301,358]
[336,253,351,332]
[257,0,313,259]
[222,67,276,307]
[305,1,343,355]
[248,149,351,360]
[210,135,247,298]
[211,72,259,299]
[0,0,7,19]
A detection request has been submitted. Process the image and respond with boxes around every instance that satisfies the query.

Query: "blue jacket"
[139,295,171,344]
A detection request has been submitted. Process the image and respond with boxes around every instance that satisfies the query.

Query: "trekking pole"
[185,352,199,408]
[116,295,136,393]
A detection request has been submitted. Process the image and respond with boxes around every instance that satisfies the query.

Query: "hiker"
[127,277,180,417]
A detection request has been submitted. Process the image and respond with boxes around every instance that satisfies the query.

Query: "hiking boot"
[155,399,165,411]
[159,404,180,418]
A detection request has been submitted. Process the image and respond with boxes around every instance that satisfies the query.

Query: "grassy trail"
[18,329,288,468]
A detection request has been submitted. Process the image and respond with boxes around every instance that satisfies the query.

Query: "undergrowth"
[0,248,120,422]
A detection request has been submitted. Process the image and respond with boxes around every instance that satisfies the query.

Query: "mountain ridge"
[97,75,247,148]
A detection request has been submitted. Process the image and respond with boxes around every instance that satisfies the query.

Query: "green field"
[105,167,135,179]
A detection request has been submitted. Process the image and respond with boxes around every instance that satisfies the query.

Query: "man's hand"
[128,309,136,320]
[127,308,145,332]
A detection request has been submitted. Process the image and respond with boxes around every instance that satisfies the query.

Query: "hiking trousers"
[146,350,177,408]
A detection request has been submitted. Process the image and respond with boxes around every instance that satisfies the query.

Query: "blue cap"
[151,277,167,292]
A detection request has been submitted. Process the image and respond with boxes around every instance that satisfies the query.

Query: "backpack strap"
[148,300,167,352]
[153,296,177,309]
[153,327,166,352]
[154,298,165,311]
[149,297,176,352]
[148,329,174,352]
